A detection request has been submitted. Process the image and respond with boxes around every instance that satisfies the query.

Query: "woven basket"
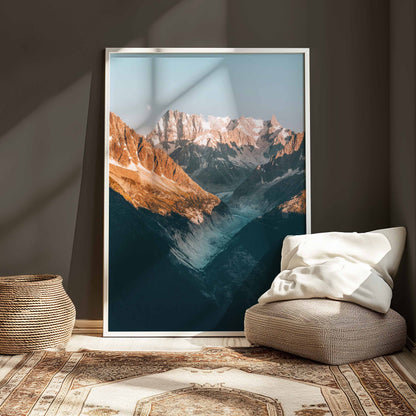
[0,274,75,354]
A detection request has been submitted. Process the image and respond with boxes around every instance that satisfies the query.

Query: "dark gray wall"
[390,0,416,340]
[0,0,391,320]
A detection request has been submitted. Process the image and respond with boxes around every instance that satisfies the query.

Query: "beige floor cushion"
[244,298,406,365]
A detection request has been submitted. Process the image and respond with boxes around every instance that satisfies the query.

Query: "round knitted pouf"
[0,274,75,354]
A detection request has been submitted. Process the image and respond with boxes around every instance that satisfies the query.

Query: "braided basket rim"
[0,274,62,286]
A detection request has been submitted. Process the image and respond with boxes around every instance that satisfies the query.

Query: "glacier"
[169,204,262,271]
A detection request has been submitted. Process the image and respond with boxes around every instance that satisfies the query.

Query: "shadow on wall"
[0,74,90,282]
[0,0,228,319]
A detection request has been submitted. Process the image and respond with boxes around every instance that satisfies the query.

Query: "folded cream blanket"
[258,227,406,313]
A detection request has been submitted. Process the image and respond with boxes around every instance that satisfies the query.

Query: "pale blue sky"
[110,53,305,135]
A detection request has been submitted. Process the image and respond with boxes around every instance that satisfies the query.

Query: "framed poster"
[104,48,310,336]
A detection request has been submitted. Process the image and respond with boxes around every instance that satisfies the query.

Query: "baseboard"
[73,319,103,335]
[406,336,416,352]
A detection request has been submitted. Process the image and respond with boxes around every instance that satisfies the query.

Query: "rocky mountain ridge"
[146,110,303,193]
[109,112,220,224]
[147,109,295,154]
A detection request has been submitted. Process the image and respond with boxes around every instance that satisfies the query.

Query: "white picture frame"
[104,48,311,337]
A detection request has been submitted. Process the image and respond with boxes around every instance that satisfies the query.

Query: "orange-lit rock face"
[279,190,306,214]
[272,132,304,161]
[109,113,220,224]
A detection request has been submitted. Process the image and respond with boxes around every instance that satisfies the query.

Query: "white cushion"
[370,226,406,278]
[258,227,406,313]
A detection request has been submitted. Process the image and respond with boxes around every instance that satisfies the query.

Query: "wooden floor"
[66,334,251,351]
[392,348,416,382]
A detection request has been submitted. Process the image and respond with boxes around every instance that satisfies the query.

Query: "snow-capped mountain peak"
[146,110,281,149]
[144,110,303,194]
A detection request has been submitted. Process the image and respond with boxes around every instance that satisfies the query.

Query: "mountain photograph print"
[105,49,310,334]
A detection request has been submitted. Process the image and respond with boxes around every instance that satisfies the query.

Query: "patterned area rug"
[0,347,415,416]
